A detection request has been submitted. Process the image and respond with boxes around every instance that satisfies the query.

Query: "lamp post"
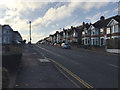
[29,21,32,44]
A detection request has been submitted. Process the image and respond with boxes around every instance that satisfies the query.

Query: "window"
[106,28,110,34]
[85,39,87,44]
[101,38,104,46]
[73,32,78,37]
[82,40,84,44]
[93,39,95,45]
[114,25,118,33]
[82,31,85,35]
[85,30,87,34]
[96,39,98,45]
[100,28,104,34]
[92,31,95,35]
[112,25,114,33]
[6,37,8,43]
[7,31,9,34]
[88,31,90,35]
[88,39,90,44]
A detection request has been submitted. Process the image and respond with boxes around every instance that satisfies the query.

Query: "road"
[15,45,76,88]
[35,44,119,88]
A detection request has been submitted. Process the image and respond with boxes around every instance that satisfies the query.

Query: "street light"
[29,21,32,44]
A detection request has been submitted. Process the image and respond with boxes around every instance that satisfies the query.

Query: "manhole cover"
[39,59,50,63]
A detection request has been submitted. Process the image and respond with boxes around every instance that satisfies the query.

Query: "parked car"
[61,43,71,49]
[54,43,57,46]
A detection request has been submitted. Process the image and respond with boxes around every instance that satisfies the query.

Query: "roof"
[2,24,13,30]
[92,15,120,28]
[60,31,63,35]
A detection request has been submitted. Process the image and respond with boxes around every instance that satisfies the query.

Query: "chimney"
[71,26,73,29]
[100,16,105,21]
[83,22,85,25]
[56,31,59,33]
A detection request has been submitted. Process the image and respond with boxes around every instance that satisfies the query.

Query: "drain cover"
[39,59,50,63]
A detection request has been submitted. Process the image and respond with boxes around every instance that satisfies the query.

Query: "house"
[87,16,111,46]
[56,31,60,43]
[49,35,54,44]
[82,23,91,45]
[13,31,22,44]
[59,31,63,43]
[83,15,120,47]
[69,23,87,44]
[2,25,14,44]
[53,33,57,43]
[106,15,120,39]
[62,28,68,43]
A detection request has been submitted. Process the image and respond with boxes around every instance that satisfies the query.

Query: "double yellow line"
[48,58,94,88]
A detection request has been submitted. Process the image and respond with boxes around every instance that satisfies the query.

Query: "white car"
[61,43,71,49]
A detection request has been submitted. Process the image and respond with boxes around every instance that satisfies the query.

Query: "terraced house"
[81,23,91,45]
[62,28,68,43]
[82,15,120,47]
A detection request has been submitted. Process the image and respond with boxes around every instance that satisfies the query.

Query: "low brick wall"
[2,54,22,71]
[2,44,22,71]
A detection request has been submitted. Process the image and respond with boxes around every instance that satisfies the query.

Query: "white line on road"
[108,64,120,69]
[39,59,50,62]
[37,45,81,65]
[37,45,63,57]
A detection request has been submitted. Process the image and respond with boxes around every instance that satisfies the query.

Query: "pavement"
[35,44,119,88]
[14,44,76,88]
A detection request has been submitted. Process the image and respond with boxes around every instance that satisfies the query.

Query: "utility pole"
[29,21,32,44]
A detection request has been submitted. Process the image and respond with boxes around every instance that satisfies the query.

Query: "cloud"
[65,21,82,29]
[32,2,109,29]
[22,33,45,43]
[114,8,118,13]
[0,1,112,43]
[49,30,57,35]
[85,10,109,23]
[31,33,45,43]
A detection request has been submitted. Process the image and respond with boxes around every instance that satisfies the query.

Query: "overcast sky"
[0,0,119,43]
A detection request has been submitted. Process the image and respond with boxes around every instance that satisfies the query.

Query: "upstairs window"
[114,25,118,33]
[106,28,110,34]
[91,29,95,35]
[85,30,87,34]
[100,28,104,34]
[82,31,85,35]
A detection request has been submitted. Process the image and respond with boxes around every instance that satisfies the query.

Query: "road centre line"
[37,45,62,57]
[108,64,120,69]
[37,45,81,65]
[47,58,94,88]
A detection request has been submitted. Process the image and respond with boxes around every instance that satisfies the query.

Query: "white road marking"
[108,64,120,69]
[37,45,80,65]
[37,45,63,57]
[39,59,50,62]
